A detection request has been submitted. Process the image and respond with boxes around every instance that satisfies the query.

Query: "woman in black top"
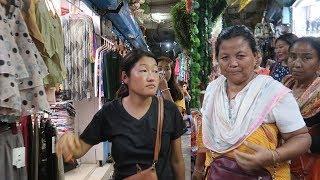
[56,49,186,180]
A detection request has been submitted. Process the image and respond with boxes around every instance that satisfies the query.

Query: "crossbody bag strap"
[153,97,164,162]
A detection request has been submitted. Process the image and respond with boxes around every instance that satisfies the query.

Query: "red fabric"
[256,68,270,75]
[20,116,31,170]
[186,0,192,13]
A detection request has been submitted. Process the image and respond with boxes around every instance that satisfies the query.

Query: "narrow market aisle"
[182,134,191,180]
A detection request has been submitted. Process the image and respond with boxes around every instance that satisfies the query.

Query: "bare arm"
[234,127,311,171]
[276,126,311,162]
[159,76,174,102]
[57,133,93,161]
[171,138,185,180]
[192,152,206,180]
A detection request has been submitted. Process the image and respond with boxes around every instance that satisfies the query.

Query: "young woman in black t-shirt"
[56,49,186,180]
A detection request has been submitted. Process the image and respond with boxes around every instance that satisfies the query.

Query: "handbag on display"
[124,97,164,180]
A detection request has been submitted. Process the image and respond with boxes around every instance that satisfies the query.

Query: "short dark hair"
[157,56,173,63]
[290,37,320,62]
[275,33,298,46]
[215,25,258,58]
[116,49,156,98]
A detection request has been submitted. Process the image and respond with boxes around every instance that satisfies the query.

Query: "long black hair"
[157,56,184,102]
[116,49,156,98]
[215,25,258,59]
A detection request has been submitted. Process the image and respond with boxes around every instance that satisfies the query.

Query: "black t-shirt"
[304,112,320,154]
[80,96,187,179]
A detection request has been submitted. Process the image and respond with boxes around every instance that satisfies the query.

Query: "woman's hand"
[159,75,174,102]
[56,132,88,162]
[192,169,205,180]
[234,142,273,172]
[159,75,169,91]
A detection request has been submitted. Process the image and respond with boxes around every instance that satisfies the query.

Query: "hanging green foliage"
[171,0,227,108]
[171,2,192,50]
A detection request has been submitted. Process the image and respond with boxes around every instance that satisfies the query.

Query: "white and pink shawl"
[201,75,290,153]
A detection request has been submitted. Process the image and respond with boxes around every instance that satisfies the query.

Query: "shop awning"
[82,0,149,51]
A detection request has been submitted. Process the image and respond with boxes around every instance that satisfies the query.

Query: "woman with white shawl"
[200,25,311,180]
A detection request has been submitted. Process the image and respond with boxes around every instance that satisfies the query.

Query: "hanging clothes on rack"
[38,118,58,180]
[176,53,189,82]
[22,0,67,87]
[20,113,65,180]
[49,101,75,135]
[94,37,122,101]
[20,116,33,180]
[0,0,50,119]
[102,51,122,101]
[0,122,27,180]
[61,13,95,101]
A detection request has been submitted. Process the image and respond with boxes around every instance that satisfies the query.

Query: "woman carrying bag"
[56,49,186,180]
[201,25,311,180]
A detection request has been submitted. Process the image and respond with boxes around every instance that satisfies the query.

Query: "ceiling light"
[165,42,171,48]
[151,13,171,22]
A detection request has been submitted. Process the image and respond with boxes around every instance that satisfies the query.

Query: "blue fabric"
[270,62,290,82]
[82,0,148,50]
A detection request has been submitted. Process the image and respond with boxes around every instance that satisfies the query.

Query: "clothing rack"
[95,33,115,46]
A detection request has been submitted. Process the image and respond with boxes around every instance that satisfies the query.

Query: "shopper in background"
[179,81,191,103]
[178,81,192,133]
[192,112,212,180]
[56,49,186,180]
[255,51,270,75]
[178,80,192,114]
[284,37,320,180]
[201,25,310,180]
[158,56,186,113]
[270,33,298,82]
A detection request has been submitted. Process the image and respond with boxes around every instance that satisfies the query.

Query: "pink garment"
[20,116,31,172]
[174,58,180,76]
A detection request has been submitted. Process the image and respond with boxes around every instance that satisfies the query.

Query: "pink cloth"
[174,58,180,76]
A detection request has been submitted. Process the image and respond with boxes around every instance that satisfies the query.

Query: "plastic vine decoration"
[172,0,227,108]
